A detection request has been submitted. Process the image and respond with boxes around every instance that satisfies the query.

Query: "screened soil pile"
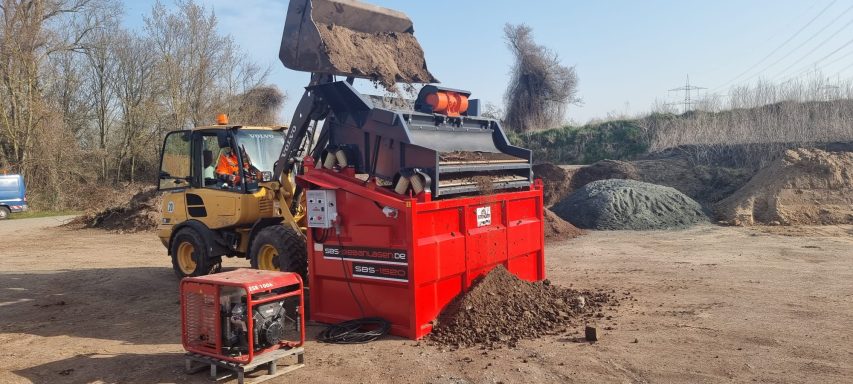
[569,160,639,190]
[716,148,853,225]
[544,209,585,241]
[65,187,161,233]
[317,24,437,88]
[553,179,707,230]
[533,163,574,206]
[427,266,618,349]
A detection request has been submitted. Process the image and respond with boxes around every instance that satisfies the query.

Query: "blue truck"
[0,174,28,219]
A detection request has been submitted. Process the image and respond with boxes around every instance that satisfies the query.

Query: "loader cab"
[158,127,285,194]
[157,124,286,238]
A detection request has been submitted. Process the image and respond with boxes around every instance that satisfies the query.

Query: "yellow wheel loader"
[156,0,421,279]
[156,118,309,278]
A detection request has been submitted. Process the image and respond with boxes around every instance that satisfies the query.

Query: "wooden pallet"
[184,348,305,384]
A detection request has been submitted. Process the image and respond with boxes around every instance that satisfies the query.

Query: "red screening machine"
[275,0,545,340]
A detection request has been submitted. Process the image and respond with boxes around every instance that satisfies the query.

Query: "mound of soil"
[427,266,618,349]
[66,188,161,233]
[570,160,639,190]
[633,156,753,205]
[533,163,574,206]
[544,209,586,241]
[716,148,853,225]
[553,179,708,230]
[317,24,437,88]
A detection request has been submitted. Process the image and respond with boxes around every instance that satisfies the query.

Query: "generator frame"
[180,269,305,365]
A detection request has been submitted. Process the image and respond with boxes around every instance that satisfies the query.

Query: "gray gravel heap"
[553,179,708,230]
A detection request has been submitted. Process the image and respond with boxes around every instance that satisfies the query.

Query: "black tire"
[249,225,308,282]
[170,228,222,278]
[0,206,9,220]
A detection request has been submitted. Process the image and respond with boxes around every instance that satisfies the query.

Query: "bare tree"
[228,86,285,125]
[80,1,121,179]
[503,23,579,132]
[111,30,158,182]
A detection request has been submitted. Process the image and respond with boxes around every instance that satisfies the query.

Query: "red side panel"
[181,281,220,356]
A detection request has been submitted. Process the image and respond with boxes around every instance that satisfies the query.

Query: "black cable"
[317,317,391,344]
[316,229,391,344]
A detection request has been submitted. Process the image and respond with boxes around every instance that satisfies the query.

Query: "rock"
[584,325,598,342]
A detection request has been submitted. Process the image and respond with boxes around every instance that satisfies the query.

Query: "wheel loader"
[156,0,535,281]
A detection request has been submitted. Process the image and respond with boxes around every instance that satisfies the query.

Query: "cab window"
[199,133,223,189]
[159,131,191,190]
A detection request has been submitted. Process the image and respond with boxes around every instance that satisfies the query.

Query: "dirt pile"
[570,160,639,190]
[66,187,161,233]
[427,266,618,348]
[553,179,708,230]
[317,24,437,88]
[633,155,753,205]
[533,163,575,206]
[544,209,586,241]
[716,148,853,225]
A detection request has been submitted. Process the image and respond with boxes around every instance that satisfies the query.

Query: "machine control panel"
[306,189,338,228]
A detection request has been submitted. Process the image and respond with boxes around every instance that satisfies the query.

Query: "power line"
[769,7,853,79]
[696,1,822,80]
[712,0,838,91]
[667,75,706,112]
[778,37,853,83]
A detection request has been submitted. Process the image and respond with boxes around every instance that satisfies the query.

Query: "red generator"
[180,269,305,365]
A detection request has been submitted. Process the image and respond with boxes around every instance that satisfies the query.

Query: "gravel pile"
[427,266,618,349]
[553,179,707,230]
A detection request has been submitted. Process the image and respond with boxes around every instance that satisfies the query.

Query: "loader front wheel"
[250,225,308,282]
[170,228,221,278]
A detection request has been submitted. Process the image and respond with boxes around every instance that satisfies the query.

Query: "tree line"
[0,0,283,209]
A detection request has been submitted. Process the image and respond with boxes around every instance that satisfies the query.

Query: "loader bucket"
[280,0,437,85]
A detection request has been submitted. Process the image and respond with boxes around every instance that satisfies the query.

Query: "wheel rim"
[177,242,197,275]
[257,244,279,271]
[0,211,6,219]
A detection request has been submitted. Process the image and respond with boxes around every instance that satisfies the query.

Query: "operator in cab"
[215,146,262,189]
[215,147,241,187]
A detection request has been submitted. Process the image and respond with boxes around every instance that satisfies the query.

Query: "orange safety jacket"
[215,152,239,177]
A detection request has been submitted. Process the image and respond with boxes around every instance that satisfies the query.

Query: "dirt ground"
[1,217,851,383]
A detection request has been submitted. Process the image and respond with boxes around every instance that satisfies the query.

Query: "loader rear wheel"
[250,225,308,282]
[170,228,221,278]
[0,206,9,220]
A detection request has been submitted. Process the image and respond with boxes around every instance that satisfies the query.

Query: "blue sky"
[124,0,853,124]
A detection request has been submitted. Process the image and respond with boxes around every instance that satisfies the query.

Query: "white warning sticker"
[476,206,492,227]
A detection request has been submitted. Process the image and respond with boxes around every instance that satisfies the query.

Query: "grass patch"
[509,120,650,164]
